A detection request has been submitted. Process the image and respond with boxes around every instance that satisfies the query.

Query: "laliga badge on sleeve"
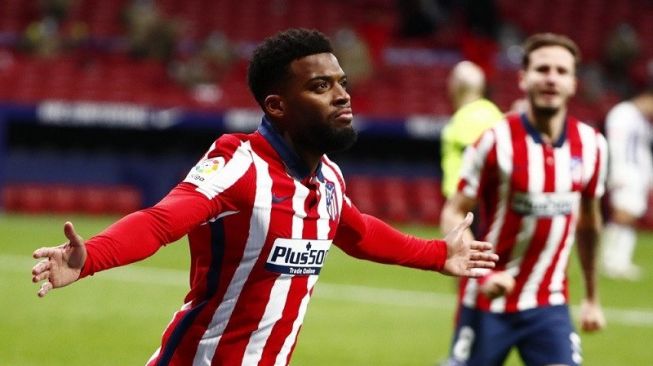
[184,157,226,184]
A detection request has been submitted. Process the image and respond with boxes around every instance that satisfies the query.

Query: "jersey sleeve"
[332,196,447,271]
[80,183,220,277]
[80,134,254,277]
[457,127,497,199]
[582,129,608,199]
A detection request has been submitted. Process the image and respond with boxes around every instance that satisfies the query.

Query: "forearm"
[81,210,181,277]
[576,224,600,301]
[334,214,447,271]
[80,183,216,277]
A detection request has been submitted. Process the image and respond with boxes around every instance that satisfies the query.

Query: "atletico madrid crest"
[325,180,339,222]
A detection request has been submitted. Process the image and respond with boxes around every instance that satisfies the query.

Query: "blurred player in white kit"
[601,87,653,280]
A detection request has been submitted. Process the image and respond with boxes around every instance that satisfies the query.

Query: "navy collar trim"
[258,116,324,182]
[520,113,567,148]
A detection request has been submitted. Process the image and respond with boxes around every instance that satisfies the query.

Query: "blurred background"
[3,2,653,365]
[2,0,653,226]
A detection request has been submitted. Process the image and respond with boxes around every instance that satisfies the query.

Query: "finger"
[31,259,51,275]
[456,212,474,231]
[32,270,50,283]
[470,240,494,251]
[470,252,499,262]
[38,281,53,297]
[467,260,496,269]
[64,222,83,247]
[33,247,58,259]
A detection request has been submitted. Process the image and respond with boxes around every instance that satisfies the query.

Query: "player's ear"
[517,69,527,92]
[264,95,285,119]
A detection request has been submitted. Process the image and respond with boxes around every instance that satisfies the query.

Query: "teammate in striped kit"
[31,28,498,366]
[440,33,607,365]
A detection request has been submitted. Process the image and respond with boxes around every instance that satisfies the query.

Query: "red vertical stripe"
[476,137,499,241]
[211,164,297,364]
[159,172,258,365]
[474,141,501,310]
[494,116,529,311]
[259,177,320,363]
[566,117,584,192]
[534,117,575,305]
[536,220,571,306]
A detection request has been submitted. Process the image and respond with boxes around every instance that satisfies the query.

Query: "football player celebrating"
[32,28,498,366]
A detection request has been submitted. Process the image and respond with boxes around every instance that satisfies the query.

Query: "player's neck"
[526,108,567,145]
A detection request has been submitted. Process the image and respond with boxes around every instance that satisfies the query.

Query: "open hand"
[32,222,87,297]
[441,212,498,277]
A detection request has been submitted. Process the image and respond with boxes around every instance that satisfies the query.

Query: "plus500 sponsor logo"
[265,238,331,275]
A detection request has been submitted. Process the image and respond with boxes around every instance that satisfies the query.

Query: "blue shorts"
[446,305,582,366]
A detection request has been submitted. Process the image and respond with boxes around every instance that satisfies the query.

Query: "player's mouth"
[541,90,559,97]
[333,108,353,123]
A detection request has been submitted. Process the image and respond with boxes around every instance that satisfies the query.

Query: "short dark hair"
[247,28,334,107]
[521,33,581,70]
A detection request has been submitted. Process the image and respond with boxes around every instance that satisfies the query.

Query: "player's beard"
[299,121,358,154]
[528,92,565,119]
[532,104,559,118]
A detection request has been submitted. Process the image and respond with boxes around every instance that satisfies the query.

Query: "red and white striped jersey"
[80,118,446,365]
[456,113,607,313]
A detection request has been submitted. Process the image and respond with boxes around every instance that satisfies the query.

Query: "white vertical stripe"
[489,219,535,312]
[463,122,509,308]
[192,150,272,365]
[517,214,567,310]
[578,123,598,186]
[555,142,572,192]
[274,165,338,364]
[241,180,310,363]
[460,126,497,198]
[526,136,544,193]
[486,122,512,247]
[241,275,293,365]
[549,226,576,305]
[515,138,547,311]
[275,275,319,365]
[292,181,309,238]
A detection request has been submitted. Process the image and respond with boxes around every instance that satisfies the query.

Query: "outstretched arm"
[30,183,218,297]
[333,200,497,277]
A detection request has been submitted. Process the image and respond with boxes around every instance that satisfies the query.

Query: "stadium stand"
[1,0,652,225]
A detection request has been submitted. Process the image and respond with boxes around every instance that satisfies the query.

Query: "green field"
[2,213,652,365]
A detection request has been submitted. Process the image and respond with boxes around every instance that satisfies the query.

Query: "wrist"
[433,239,447,272]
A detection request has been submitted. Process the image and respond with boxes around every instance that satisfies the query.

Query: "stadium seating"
[2,0,653,223]
[3,183,141,215]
